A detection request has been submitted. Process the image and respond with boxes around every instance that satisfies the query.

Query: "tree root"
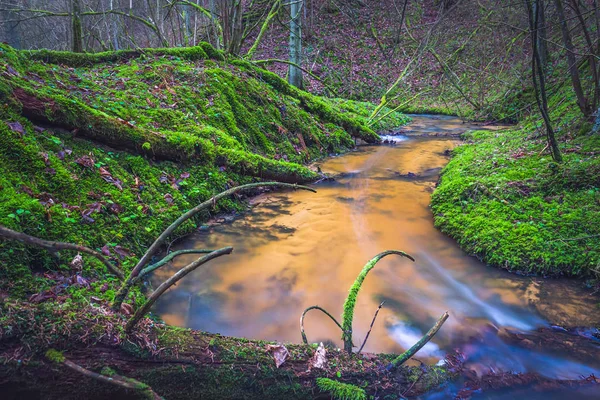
[0,225,123,278]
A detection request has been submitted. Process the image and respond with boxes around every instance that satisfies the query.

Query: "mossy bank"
[431,81,600,277]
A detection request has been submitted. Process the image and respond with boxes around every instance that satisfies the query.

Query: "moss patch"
[432,82,600,276]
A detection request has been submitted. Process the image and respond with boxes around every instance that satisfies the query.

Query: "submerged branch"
[136,249,215,279]
[387,311,449,370]
[125,247,233,332]
[0,225,123,278]
[300,305,344,344]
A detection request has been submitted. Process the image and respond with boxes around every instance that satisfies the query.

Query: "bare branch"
[125,246,233,332]
[387,311,449,370]
[0,226,123,278]
[300,305,344,344]
[357,301,385,355]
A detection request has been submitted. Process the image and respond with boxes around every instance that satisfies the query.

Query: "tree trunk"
[534,0,548,68]
[554,0,590,116]
[72,0,84,53]
[288,0,303,88]
[110,0,120,51]
[528,0,562,162]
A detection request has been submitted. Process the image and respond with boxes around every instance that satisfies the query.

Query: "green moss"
[45,349,65,363]
[431,81,600,276]
[316,378,366,400]
[100,366,117,377]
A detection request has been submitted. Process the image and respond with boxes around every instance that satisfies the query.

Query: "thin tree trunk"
[110,0,120,50]
[71,0,84,52]
[534,0,548,68]
[288,0,303,88]
[528,0,563,162]
[569,0,600,110]
[554,0,590,116]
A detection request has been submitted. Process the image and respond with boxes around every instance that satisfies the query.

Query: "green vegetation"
[432,83,600,276]
[316,378,367,400]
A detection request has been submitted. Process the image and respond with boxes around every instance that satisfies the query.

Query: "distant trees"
[0,0,283,54]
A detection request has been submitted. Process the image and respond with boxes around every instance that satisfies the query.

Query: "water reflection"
[153,115,600,395]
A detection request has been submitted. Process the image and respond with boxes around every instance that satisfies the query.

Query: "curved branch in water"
[300,305,344,345]
[113,182,316,311]
[137,248,216,280]
[125,246,233,332]
[341,250,415,354]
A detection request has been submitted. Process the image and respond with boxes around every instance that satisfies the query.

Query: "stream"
[153,115,600,398]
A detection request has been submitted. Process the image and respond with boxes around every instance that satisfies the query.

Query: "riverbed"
[153,115,600,398]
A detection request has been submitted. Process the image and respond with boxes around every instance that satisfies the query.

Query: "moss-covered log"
[0,327,455,400]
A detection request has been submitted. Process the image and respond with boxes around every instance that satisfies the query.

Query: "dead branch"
[357,301,385,354]
[134,248,216,282]
[125,247,233,332]
[300,305,344,344]
[45,351,161,399]
[113,182,316,311]
[0,225,123,278]
[387,311,449,370]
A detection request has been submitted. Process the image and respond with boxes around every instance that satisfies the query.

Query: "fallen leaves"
[7,121,25,136]
[75,155,95,168]
[266,344,290,368]
[99,167,123,190]
[309,342,327,370]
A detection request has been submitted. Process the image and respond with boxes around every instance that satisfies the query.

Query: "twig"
[125,247,233,332]
[46,350,161,399]
[387,311,449,370]
[136,248,216,279]
[357,301,385,355]
[300,305,344,344]
[0,226,123,278]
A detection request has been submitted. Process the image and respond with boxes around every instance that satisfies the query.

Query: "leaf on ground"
[164,193,174,205]
[266,344,290,368]
[101,245,111,257]
[113,246,133,259]
[70,254,84,271]
[75,155,95,168]
[120,303,134,315]
[7,121,24,136]
[308,342,327,370]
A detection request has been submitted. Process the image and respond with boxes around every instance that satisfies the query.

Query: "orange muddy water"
[153,115,600,398]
